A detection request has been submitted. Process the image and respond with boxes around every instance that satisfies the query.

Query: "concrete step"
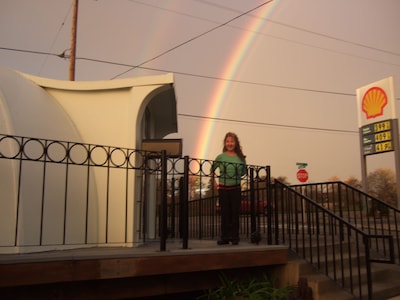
[287,252,400,300]
[306,274,356,300]
[283,256,356,300]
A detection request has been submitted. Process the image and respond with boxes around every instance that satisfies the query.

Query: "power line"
[111,0,274,79]
[129,0,400,68]
[39,3,73,75]
[2,2,399,85]
[4,46,357,97]
[78,54,356,96]
[2,1,399,81]
[3,46,400,100]
[0,47,58,57]
[196,0,400,58]
[178,113,358,134]
[0,48,397,136]
[1,2,398,138]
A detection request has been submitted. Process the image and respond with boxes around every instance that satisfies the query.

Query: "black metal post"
[182,156,189,249]
[160,150,168,251]
[266,165,272,244]
[170,176,176,238]
[250,168,257,243]
[364,235,373,300]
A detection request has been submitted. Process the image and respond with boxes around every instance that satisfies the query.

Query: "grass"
[197,272,296,300]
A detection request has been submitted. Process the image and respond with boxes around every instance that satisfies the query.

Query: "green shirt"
[211,152,246,186]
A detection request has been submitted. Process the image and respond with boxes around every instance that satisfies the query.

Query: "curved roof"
[0,66,177,143]
[0,65,82,142]
[22,71,175,91]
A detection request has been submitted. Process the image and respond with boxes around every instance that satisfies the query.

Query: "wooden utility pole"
[69,0,78,81]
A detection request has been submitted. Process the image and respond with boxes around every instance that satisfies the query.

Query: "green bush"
[197,272,295,300]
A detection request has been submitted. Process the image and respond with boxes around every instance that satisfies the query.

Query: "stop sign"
[297,169,308,182]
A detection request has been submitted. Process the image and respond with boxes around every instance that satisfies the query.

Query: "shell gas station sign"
[356,77,397,156]
[356,76,400,208]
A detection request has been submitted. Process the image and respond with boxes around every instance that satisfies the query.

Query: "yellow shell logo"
[362,87,388,119]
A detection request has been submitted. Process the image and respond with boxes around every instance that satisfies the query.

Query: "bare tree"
[344,176,362,189]
[367,168,397,207]
[275,175,290,185]
[188,175,199,200]
[327,175,340,182]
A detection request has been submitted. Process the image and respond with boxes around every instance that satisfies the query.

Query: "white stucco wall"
[0,66,177,253]
[23,72,175,149]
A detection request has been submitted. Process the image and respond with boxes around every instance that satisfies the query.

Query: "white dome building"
[0,66,178,253]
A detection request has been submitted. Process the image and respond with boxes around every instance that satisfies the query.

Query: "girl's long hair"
[222,132,246,161]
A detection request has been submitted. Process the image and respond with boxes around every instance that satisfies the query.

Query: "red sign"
[297,169,308,182]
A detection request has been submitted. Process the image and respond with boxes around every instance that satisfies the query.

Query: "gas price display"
[361,120,394,156]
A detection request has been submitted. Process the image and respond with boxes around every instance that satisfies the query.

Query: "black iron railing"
[158,155,271,249]
[291,181,400,264]
[0,134,271,252]
[4,134,400,299]
[274,180,395,300]
[0,134,154,249]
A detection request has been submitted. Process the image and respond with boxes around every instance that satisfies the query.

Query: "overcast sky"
[1,0,400,183]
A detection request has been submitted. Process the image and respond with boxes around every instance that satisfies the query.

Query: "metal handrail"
[291,181,400,264]
[2,134,398,299]
[274,180,395,300]
[0,134,270,250]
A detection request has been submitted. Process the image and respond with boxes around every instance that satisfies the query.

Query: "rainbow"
[194,2,279,159]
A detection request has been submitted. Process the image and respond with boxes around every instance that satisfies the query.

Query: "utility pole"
[69,0,78,81]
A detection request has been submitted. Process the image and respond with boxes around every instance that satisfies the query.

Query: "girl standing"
[211,132,247,245]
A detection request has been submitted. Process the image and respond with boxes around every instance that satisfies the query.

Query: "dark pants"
[219,186,241,242]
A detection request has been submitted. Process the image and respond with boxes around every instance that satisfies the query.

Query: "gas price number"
[374,131,391,143]
[375,142,392,153]
[361,120,394,156]
[373,120,391,133]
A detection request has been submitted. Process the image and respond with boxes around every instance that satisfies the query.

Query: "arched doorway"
[135,84,178,241]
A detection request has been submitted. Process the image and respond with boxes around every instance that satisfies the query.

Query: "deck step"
[286,253,400,300]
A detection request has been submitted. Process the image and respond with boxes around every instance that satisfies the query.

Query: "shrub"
[197,272,295,300]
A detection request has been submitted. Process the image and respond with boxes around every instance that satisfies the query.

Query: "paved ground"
[0,239,285,263]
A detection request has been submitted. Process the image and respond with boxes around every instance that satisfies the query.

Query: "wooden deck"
[0,240,288,299]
